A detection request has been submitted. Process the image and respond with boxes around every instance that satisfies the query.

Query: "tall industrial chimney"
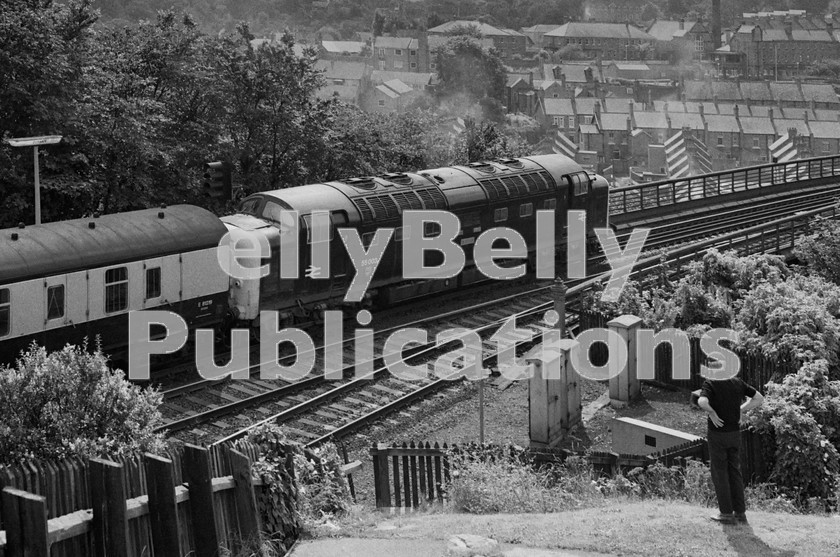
[712,0,722,49]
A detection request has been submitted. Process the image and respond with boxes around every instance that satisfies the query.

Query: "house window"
[394,60,404,69]
[824,141,831,154]
[47,285,65,320]
[553,116,560,126]
[378,100,385,107]
[553,93,559,98]
[733,135,739,147]
[146,267,162,299]
[569,116,575,128]
[378,48,385,57]
[395,49,402,55]
[105,267,128,313]
[519,203,534,217]
[0,288,8,336]
[753,137,760,149]
[410,62,417,69]
[494,207,508,222]
[717,135,724,146]
[378,60,385,70]
[410,50,417,56]
[608,132,615,142]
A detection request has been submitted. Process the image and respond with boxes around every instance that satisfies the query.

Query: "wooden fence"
[0,441,292,557]
[371,432,769,509]
[578,311,791,392]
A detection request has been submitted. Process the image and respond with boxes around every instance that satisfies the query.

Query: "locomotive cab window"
[0,288,9,336]
[262,201,296,235]
[239,197,261,215]
[105,267,128,313]
[567,172,590,196]
[47,285,65,320]
[146,267,162,300]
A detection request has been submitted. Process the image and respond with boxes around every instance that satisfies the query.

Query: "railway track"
[157,288,563,441]
[154,189,840,445]
[200,201,840,448]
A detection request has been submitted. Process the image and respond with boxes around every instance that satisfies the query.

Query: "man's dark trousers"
[708,430,745,515]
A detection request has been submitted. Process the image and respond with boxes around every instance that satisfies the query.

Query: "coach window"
[146,267,162,300]
[494,207,508,222]
[519,203,533,218]
[47,285,65,320]
[105,267,128,313]
[0,288,9,336]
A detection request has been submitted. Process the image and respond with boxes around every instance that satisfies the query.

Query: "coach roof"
[0,205,228,284]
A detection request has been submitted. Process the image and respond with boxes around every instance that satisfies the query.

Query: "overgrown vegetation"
[0,342,166,464]
[246,424,352,544]
[446,448,817,515]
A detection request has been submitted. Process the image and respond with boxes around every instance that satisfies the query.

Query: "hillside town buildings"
[253,8,840,182]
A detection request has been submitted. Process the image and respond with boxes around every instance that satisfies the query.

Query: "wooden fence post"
[144,454,181,557]
[89,458,128,557]
[1,487,49,557]
[182,444,221,557]
[229,449,261,547]
[370,444,392,508]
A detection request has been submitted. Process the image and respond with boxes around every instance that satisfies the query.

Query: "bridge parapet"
[610,155,840,224]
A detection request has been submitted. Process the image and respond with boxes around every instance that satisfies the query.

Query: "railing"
[609,154,840,219]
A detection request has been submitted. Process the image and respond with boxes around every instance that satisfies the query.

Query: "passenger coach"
[0,205,229,366]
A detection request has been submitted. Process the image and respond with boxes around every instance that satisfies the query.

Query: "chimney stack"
[768,107,774,121]
[560,72,567,89]
[734,104,740,118]
[679,19,685,31]
[629,99,635,123]
[784,19,793,38]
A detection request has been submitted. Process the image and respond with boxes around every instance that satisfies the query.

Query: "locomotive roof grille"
[353,187,448,221]
[478,171,555,201]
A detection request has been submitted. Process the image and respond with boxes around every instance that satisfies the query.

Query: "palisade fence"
[370,433,769,510]
[578,311,792,393]
[0,440,300,557]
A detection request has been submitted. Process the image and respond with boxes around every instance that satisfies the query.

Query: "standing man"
[697,377,764,524]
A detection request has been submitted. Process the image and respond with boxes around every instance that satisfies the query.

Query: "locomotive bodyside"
[225,154,610,325]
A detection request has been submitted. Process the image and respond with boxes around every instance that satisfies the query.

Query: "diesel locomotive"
[0,154,609,368]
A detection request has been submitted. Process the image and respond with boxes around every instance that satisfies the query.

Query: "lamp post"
[5,135,63,225]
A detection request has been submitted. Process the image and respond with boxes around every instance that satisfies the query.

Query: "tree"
[434,36,506,105]
[0,343,165,464]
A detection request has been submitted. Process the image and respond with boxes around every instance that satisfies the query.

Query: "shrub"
[748,360,840,507]
[246,424,351,533]
[795,216,840,285]
[0,342,165,464]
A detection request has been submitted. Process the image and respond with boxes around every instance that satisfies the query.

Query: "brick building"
[543,23,656,60]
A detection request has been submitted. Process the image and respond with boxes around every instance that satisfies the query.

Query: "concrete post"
[608,315,643,408]
[527,339,580,448]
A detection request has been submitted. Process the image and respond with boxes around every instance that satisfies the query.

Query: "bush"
[795,216,840,285]
[246,424,351,533]
[748,360,840,507]
[0,342,165,464]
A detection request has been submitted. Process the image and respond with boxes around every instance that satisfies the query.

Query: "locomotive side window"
[146,267,162,300]
[543,198,557,210]
[302,214,334,243]
[519,203,533,218]
[424,221,441,238]
[0,288,9,336]
[362,232,375,247]
[105,267,128,313]
[47,285,65,320]
[494,207,508,222]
